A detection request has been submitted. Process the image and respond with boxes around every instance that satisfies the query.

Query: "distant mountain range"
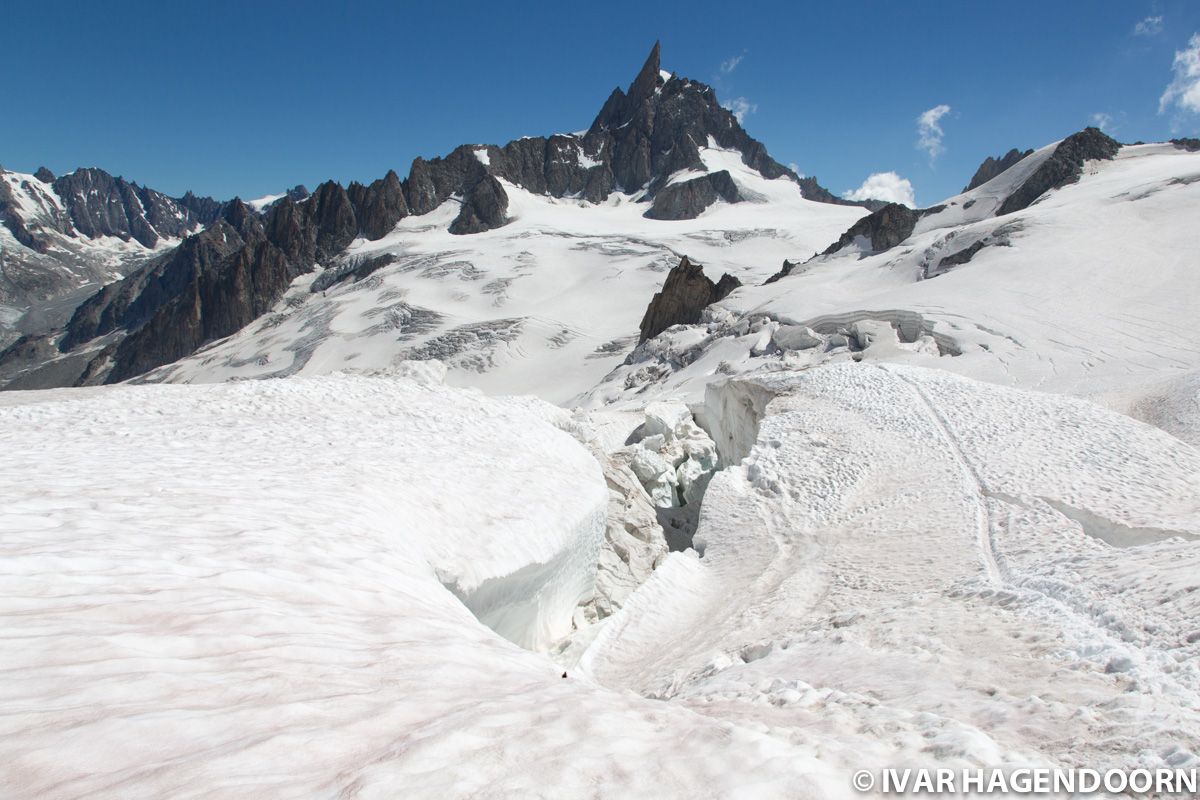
[1,43,1195,398]
[0,43,864,389]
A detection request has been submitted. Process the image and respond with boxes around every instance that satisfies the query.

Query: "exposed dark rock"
[305,181,359,260]
[398,42,859,226]
[925,221,1023,279]
[33,167,55,183]
[54,181,367,384]
[7,43,868,389]
[449,175,509,235]
[286,185,310,201]
[1171,138,1200,152]
[796,176,874,208]
[822,203,922,256]
[51,168,218,248]
[347,170,408,240]
[997,127,1120,216]
[713,273,740,299]
[936,240,987,270]
[964,148,1033,192]
[763,259,800,285]
[0,180,52,253]
[645,170,739,220]
[176,191,225,226]
[310,253,398,293]
[638,256,741,343]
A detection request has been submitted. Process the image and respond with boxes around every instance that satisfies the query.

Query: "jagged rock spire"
[628,41,662,102]
[638,256,741,343]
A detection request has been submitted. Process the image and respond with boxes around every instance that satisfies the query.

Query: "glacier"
[2,89,1200,799]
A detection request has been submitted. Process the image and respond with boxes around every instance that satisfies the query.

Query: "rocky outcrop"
[964,148,1033,192]
[997,127,1120,215]
[644,170,740,220]
[638,256,741,343]
[347,170,408,240]
[1171,138,1200,152]
[821,202,922,256]
[449,175,509,235]
[763,259,800,285]
[33,167,55,183]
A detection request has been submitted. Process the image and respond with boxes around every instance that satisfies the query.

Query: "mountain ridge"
[0,43,862,389]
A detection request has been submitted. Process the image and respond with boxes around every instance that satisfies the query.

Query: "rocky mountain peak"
[996,127,1120,216]
[964,147,1033,193]
[382,43,859,231]
[628,40,664,105]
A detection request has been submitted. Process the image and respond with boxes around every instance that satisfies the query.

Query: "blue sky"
[4,0,1200,207]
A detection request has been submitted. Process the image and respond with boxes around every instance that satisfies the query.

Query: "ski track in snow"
[884,364,1003,585]
[580,365,1200,792]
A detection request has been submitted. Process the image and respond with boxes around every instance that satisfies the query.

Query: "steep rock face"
[177,190,226,223]
[821,202,923,256]
[1,166,223,260]
[449,175,509,235]
[347,170,408,240]
[51,168,222,247]
[638,256,741,343]
[645,170,740,220]
[997,127,1120,215]
[50,180,364,384]
[0,172,74,253]
[964,148,1033,192]
[0,166,228,350]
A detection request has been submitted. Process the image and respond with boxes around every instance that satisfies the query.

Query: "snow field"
[587,142,1200,431]
[140,151,866,402]
[579,363,1200,787]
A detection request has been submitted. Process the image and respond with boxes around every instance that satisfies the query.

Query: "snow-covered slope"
[587,142,1200,427]
[141,163,864,403]
[583,364,1200,783]
[4,363,1197,797]
[0,372,721,797]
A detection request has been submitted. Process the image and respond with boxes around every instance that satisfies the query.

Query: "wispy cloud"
[842,172,916,207]
[720,54,744,74]
[787,162,806,178]
[1159,33,1200,115]
[1090,112,1115,132]
[724,97,757,124]
[916,104,951,164]
[1134,15,1164,36]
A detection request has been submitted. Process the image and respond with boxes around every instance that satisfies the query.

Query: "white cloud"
[842,172,917,207]
[724,97,757,124]
[720,54,744,74]
[787,162,807,178]
[1160,33,1200,114]
[1134,15,1164,36]
[1090,112,1114,132]
[916,104,952,163]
